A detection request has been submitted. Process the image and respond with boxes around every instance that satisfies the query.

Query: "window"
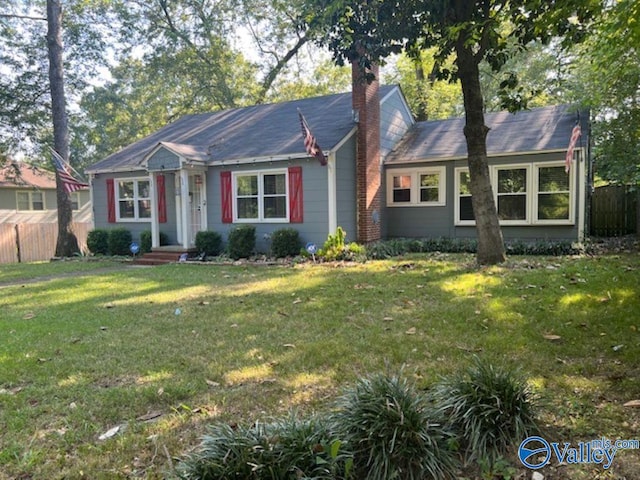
[387,167,445,206]
[455,169,475,224]
[116,179,151,221]
[16,191,45,211]
[454,162,574,226]
[233,170,288,222]
[535,164,572,222]
[70,192,80,211]
[496,166,528,222]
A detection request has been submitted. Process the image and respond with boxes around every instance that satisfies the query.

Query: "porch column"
[149,172,159,248]
[327,152,337,234]
[180,169,190,249]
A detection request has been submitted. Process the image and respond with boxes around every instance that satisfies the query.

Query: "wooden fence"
[590,185,639,237]
[0,222,92,263]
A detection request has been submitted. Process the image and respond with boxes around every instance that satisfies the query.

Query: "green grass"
[1,254,639,479]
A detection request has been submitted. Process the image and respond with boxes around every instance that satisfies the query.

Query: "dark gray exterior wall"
[384,151,584,241]
[147,149,180,171]
[207,158,330,253]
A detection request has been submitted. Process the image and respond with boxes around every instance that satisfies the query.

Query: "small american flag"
[565,124,581,173]
[51,148,88,193]
[298,110,327,166]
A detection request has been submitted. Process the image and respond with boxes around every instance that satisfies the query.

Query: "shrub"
[226,225,256,259]
[195,230,223,257]
[176,414,351,480]
[431,357,538,465]
[140,230,169,253]
[270,228,301,258]
[107,228,132,256]
[87,229,109,255]
[317,227,365,262]
[333,372,457,480]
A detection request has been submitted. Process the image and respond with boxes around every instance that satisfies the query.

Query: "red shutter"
[106,178,116,223]
[288,166,303,223]
[220,171,232,223]
[156,174,167,223]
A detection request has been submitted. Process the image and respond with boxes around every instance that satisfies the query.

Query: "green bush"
[333,372,457,480]
[176,414,351,480]
[431,357,538,465]
[226,225,256,259]
[86,229,109,255]
[270,228,301,258]
[107,228,132,256]
[140,230,169,253]
[195,230,223,257]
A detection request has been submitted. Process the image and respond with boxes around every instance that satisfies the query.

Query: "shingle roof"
[386,104,585,164]
[87,86,397,174]
[0,160,57,189]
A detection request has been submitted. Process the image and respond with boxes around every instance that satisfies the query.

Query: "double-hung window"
[234,170,288,222]
[16,191,45,211]
[454,168,475,224]
[387,167,445,206]
[117,179,151,221]
[535,164,572,223]
[495,166,529,222]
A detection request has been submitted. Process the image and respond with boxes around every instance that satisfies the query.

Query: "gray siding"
[335,135,357,242]
[91,171,155,244]
[384,152,583,241]
[147,149,180,172]
[380,88,413,160]
[207,159,330,253]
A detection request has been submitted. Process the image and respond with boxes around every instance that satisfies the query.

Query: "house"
[0,160,91,224]
[85,63,590,254]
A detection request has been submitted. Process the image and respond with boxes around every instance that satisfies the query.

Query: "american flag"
[298,110,327,166]
[51,148,88,193]
[565,124,582,173]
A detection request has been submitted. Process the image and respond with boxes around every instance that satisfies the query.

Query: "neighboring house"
[86,64,590,253]
[0,160,91,224]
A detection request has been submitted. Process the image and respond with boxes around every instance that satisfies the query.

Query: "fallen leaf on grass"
[543,334,562,341]
[623,400,640,408]
[405,327,416,335]
[137,411,163,422]
[98,424,126,441]
[206,379,220,388]
[23,312,35,320]
[292,298,302,304]
[282,343,296,348]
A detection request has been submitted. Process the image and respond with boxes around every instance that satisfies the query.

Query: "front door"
[188,173,206,246]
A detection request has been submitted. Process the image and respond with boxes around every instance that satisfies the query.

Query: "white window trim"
[386,167,446,207]
[71,191,80,211]
[533,161,575,225]
[493,163,532,226]
[232,169,290,223]
[454,162,576,227]
[16,190,46,211]
[115,177,152,223]
[454,167,475,226]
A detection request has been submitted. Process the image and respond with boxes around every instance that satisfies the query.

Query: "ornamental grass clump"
[176,414,350,480]
[333,373,457,480]
[431,357,538,465]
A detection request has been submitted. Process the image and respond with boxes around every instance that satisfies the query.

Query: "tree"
[572,0,640,186]
[47,0,80,256]
[308,0,598,265]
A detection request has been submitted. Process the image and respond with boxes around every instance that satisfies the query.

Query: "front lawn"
[0,254,638,479]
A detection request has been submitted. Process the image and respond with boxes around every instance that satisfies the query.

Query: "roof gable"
[386,104,586,164]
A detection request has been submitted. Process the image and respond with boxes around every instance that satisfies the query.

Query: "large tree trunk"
[47,0,79,257]
[456,44,506,265]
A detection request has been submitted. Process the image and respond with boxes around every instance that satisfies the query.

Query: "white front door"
[188,173,207,246]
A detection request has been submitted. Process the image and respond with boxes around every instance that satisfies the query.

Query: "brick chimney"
[352,60,381,244]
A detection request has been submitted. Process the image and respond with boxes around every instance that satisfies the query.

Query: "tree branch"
[0,14,47,21]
